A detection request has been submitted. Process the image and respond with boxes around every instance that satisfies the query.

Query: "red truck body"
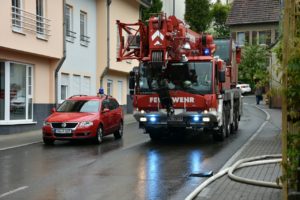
[117,13,242,141]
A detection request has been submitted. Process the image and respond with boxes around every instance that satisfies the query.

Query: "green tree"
[210,1,230,38]
[185,0,212,33]
[238,45,269,88]
[140,0,163,23]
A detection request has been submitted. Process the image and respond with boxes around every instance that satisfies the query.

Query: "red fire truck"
[116,13,242,141]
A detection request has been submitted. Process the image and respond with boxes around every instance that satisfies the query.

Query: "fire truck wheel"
[213,113,227,141]
[233,111,239,132]
[149,131,161,141]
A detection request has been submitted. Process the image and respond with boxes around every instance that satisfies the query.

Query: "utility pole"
[173,0,175,16]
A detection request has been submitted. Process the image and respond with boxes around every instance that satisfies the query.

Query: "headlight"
[43,121,51,127]
[79,121,93,128]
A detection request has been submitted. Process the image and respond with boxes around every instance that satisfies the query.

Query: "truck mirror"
[219,70,226,83]
[129,70,135,94]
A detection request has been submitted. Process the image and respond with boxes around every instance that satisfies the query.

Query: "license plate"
[168,115,183,121]
[55,129,72,134]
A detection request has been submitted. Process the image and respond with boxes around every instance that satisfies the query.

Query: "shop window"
[0,61,33,123]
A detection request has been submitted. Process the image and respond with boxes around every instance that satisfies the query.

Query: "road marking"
[0,141,41,151]
[220,105,270,171]
[0,186,28,198]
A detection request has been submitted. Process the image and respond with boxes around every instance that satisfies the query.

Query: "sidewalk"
[190,102,282,200]
[0,114,136,150]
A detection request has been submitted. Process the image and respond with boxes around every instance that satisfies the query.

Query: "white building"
[162,0,185,21]
[58,0,98,102]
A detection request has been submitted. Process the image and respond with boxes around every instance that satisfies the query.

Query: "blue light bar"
[150,116,156,122]
[193,116,200,122]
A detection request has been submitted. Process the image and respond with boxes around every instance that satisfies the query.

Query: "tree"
[185,0,212,33]
[210,1,230,38]
[140,0,163,23]
[238,45,269,88]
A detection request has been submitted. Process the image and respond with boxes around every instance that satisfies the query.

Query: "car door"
[108,99,119,131]
[100,99,112,134]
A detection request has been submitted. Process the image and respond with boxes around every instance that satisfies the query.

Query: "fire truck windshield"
[139,62,213,95]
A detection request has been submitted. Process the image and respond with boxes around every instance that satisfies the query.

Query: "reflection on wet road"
[0,97,266,200]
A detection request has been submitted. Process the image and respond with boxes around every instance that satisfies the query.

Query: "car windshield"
[139,62,213,94]
[57,100,100,113]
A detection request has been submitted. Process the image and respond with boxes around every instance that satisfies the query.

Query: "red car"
[42,95,124,145]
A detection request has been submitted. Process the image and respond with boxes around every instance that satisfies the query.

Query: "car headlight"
[43,121,51,127]
[78,121,93,128]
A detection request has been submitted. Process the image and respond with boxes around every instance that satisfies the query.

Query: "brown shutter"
[245,31,249,44]
[252,31,257,45]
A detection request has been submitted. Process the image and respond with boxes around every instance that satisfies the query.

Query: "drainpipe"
[100,0,112,89]
[55,0,66,107]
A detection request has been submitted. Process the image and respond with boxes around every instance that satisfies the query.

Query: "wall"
[59,0,97,100]
[0,0,63,59]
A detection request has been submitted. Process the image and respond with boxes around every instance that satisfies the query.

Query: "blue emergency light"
[99,88,104,95]
[203,48,210,56]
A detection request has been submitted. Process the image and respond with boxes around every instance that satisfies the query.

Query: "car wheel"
[114,122,123,139]
[95,126,103,144]
[43,137,54,145]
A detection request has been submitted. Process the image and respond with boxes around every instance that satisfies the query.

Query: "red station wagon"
[42,95,124,145]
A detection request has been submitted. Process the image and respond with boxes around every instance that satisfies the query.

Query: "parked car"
[42,95,124,145]
[236,83,251,94]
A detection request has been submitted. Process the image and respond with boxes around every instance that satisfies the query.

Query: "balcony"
[11,6,51,39]
[80,35,90,47]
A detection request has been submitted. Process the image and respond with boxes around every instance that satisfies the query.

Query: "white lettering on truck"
[149,97,195,103]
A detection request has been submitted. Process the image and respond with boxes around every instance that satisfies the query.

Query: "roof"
[68,95,113,101]
[226,0,281,26]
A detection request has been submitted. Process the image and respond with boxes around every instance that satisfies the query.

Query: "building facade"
[226,0,281,108]
[58,0,97,103]
[96,0,149,109]
[0,0,64,134]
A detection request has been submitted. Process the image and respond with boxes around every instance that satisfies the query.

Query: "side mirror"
[219,70,226,83]
[129,70,135,95]
[51,107,56,113]
[102,108,110,113]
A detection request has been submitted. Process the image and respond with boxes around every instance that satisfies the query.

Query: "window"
[66,5,75,42]
[0,61,33,123]
[258,30,271,46]
[117,81,123,105]
[61,73,69,100]
[36,0,45,37]
[107,79,113,96]
[73,75,81,95]
[80,11,90,46]
[12,0,23,32]
[82,76,91,95]
[236,32,249,46]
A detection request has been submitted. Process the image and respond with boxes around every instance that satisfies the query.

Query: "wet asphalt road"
[0,96,266,200]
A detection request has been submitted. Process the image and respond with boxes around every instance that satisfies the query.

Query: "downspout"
[100,0,112,88]
[55,0,66,107]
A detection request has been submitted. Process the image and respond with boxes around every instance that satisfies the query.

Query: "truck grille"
[51,122,78,128]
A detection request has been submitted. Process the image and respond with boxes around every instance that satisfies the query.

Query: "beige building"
[96,0,150,110]
[0,0,64,133]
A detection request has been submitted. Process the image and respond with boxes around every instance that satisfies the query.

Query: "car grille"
[51,122,78,128]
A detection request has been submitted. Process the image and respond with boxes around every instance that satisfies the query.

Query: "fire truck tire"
[149,131,161,141]
[233,110,239,132]
[213,112,227,141]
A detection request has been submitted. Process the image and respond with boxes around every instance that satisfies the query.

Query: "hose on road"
[185,154,282,200]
